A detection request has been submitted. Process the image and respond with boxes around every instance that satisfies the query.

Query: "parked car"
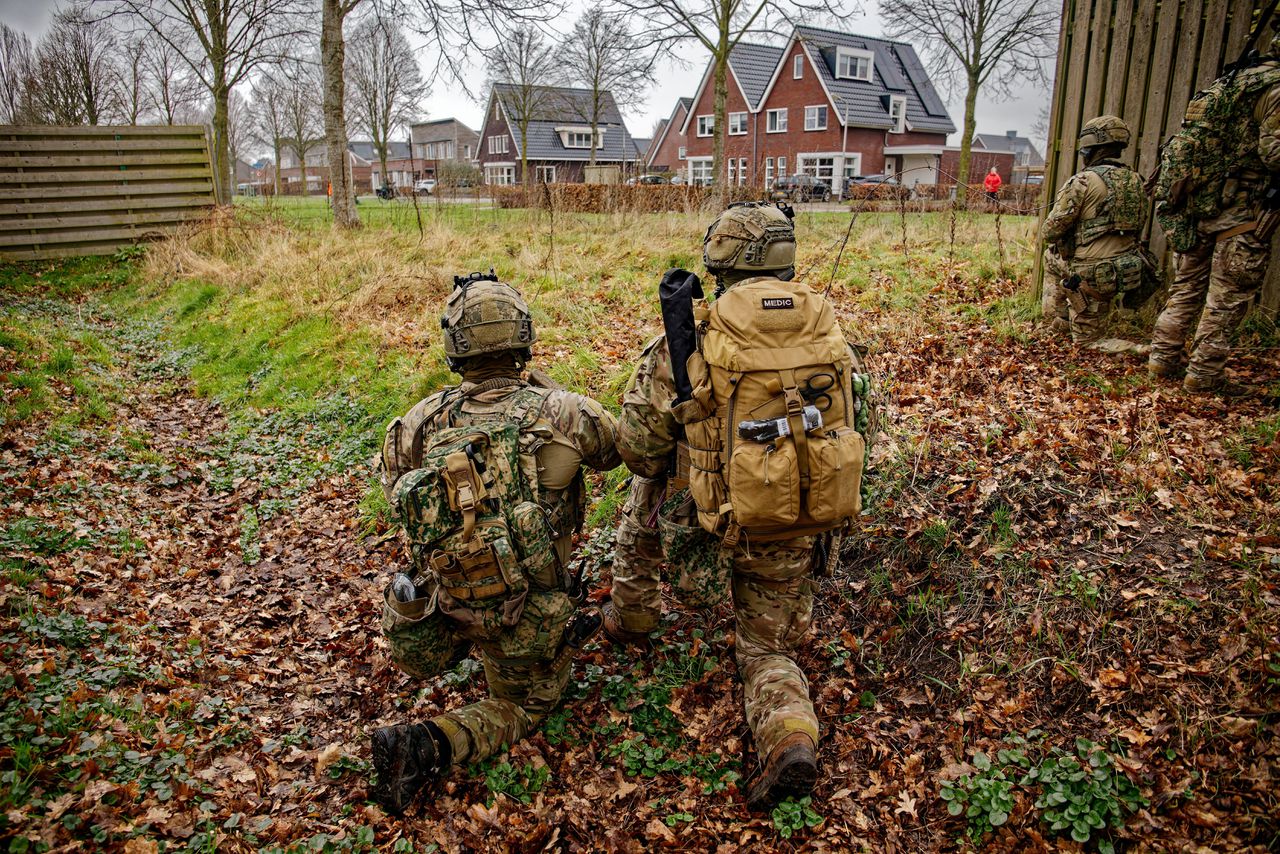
[772,174,833,202]
[626,174,669,186]
[1024,175,1044,186]
[414,178,436,195]
[669,173,686,185]
[844,174,910,200]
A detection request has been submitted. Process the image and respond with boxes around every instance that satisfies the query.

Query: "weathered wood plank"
[1195,0,1231,89]
[1224,1,1257,59]
[0,137,208,153]
[1103,0,1137,115]
[1056,0,1094,190]
[0,220,199,248]
[0,194,212,216]
[0,168,213,185]
[0,152,211,168]
[0,243,137,261]
[1121,0,1158,152]
[0,181,213,201]
[0,124,206,138]
[1163,0,1206,139]
[0,208,202,233]
[1082,0,1115,117]
[1137,0,1182,180]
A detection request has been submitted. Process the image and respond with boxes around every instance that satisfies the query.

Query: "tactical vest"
[672,276,870,546]
[1155,60,1280,249]
[1076,163,1147,247]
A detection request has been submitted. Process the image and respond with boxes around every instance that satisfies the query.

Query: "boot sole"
[746,745,818,811]
[371,728,411,815]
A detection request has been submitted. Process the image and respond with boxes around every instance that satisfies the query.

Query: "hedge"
[491,183,768,213]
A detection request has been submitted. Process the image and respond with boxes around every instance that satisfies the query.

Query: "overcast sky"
[2,0,1051,154]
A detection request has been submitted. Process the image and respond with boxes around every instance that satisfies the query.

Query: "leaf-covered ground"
[1,224,1278,853]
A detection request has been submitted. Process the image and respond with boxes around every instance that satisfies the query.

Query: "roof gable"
[491,83,625,125]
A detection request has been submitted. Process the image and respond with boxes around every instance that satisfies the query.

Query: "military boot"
[1183,374,1256,398]
[1147,358,1184,380]
[370,722,451,815]
[745,732,818,811]
[600,600,655,650]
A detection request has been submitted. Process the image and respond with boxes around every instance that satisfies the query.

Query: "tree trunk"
[379,147,389,192]
[299,150,307,196]
[955,70,980,206]
[520,121,530,189]
[712,49,729,208]
[273,141,282,195]
[589,94,598,168]
[321,0,359,228]
[212,84,232,204]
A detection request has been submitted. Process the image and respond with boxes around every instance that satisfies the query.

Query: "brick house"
[939,147,1016,186]
[476,84,637,185]
[645,97,693,173]
[279,142,374,194]
[410,118,480,182]
[679,25,956,195]
[973,130,1045,184]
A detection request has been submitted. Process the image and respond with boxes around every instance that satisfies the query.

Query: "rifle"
[657,268,703,407]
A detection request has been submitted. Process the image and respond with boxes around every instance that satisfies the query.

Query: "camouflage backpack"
[1154,61,1280,250]
[676,276,871,546]
[389,388,560,636]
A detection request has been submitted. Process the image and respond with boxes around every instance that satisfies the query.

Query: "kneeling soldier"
[371,272,620,814]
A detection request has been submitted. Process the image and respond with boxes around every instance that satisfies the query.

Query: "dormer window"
[836,47,874,82]
[889,95,907,133]
[556,126,604,149]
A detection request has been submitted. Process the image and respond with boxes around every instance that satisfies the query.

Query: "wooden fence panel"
[1038,0,1277,314]
[0,124,216,261]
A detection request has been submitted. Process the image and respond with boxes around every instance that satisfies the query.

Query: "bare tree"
[249,70,290,193]
[610,0,853,204]
[142,38,202,124]
[488,26,562,188]
[347,12,428,192]
[281,59,324,196]
[318,0,366,227]
[562,8,656,167]
[26,7,122,125]
[881,0,1056,202]
[402,0,558,94]
[0,24,34,123]
[100,0,302,201]
[116,34,150,124]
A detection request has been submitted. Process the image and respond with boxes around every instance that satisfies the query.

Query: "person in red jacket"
[983,167,1003,204]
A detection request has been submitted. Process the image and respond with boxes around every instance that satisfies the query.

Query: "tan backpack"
[676,276,865,545]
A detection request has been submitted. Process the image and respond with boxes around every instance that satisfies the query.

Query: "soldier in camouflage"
[1041,115,1153,356]
[370,276,620,815]
[1148,37,1280,396]
[604,204,870,811]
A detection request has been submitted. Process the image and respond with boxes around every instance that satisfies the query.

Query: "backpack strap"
[411,387,464,466]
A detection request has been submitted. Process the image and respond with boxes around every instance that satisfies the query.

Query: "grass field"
[2,205,1277,852]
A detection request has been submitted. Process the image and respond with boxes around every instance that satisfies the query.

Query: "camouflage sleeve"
[1257,82,1280,172]
[1040,174,1087,245]
[618,335,679,479]
[541,390,623,473]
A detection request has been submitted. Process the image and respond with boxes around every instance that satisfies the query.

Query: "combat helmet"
[703,201,796,278]
[1078,115,1131,149]
[441,270,536,367]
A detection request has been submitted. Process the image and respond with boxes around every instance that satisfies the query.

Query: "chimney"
[1006,130,1017,139]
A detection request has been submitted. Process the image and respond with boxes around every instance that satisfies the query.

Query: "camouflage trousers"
[381,586,574,766]
[1042,249,1148,355]
[610,476,819,758]
[1149,231,1271,382]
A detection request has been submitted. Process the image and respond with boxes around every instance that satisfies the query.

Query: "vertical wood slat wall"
[0,125,217,262]
[1040,0,1280,313]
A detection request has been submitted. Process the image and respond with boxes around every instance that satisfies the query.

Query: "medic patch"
[761,297,794,310]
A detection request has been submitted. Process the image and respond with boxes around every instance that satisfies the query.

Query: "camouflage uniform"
[1041,158,1151,354]
[379,373,620,767]
[612,332,821,756]
[1149,58,1280,388]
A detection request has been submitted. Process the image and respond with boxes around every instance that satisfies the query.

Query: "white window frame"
[678,145,687,160]
[798,153,838,193]
[766,108,788,133]
[727,158,736,185]
[889,95,907,134]
[738,157,748,186]
[765,156,775,187]
[487,135,509,155]
[836,47,874,82]
[728,111,748,136]
[688,157,713,186]
[563,131,593,149]
[804,105,828,132]
[696,115,714,137]
[793,54,804,79]
[535,165,556,183]
[484,164,516,185]
[778,155,787,177]
[842,154,863,195]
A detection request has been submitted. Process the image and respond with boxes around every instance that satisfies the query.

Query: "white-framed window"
[484,164,515,185]
[842,154,863,195]
[793,54,804,79]
[487,135,509,155]
[728,112,748,135]
[678,145,687,160]
[799,153,837,192]
[689,157,713,186]
[564,131,593,148]
[738,157,747,186]
[727,158,736,185]
[696,115,714,137]
[765,156,775,187]
[766,108,788,133]
[778,155,787,177]
[463,144,472,159]
[889,95,907,134]
[836,47,874,81]
[804,105,828,131]
[536,165,556,183]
